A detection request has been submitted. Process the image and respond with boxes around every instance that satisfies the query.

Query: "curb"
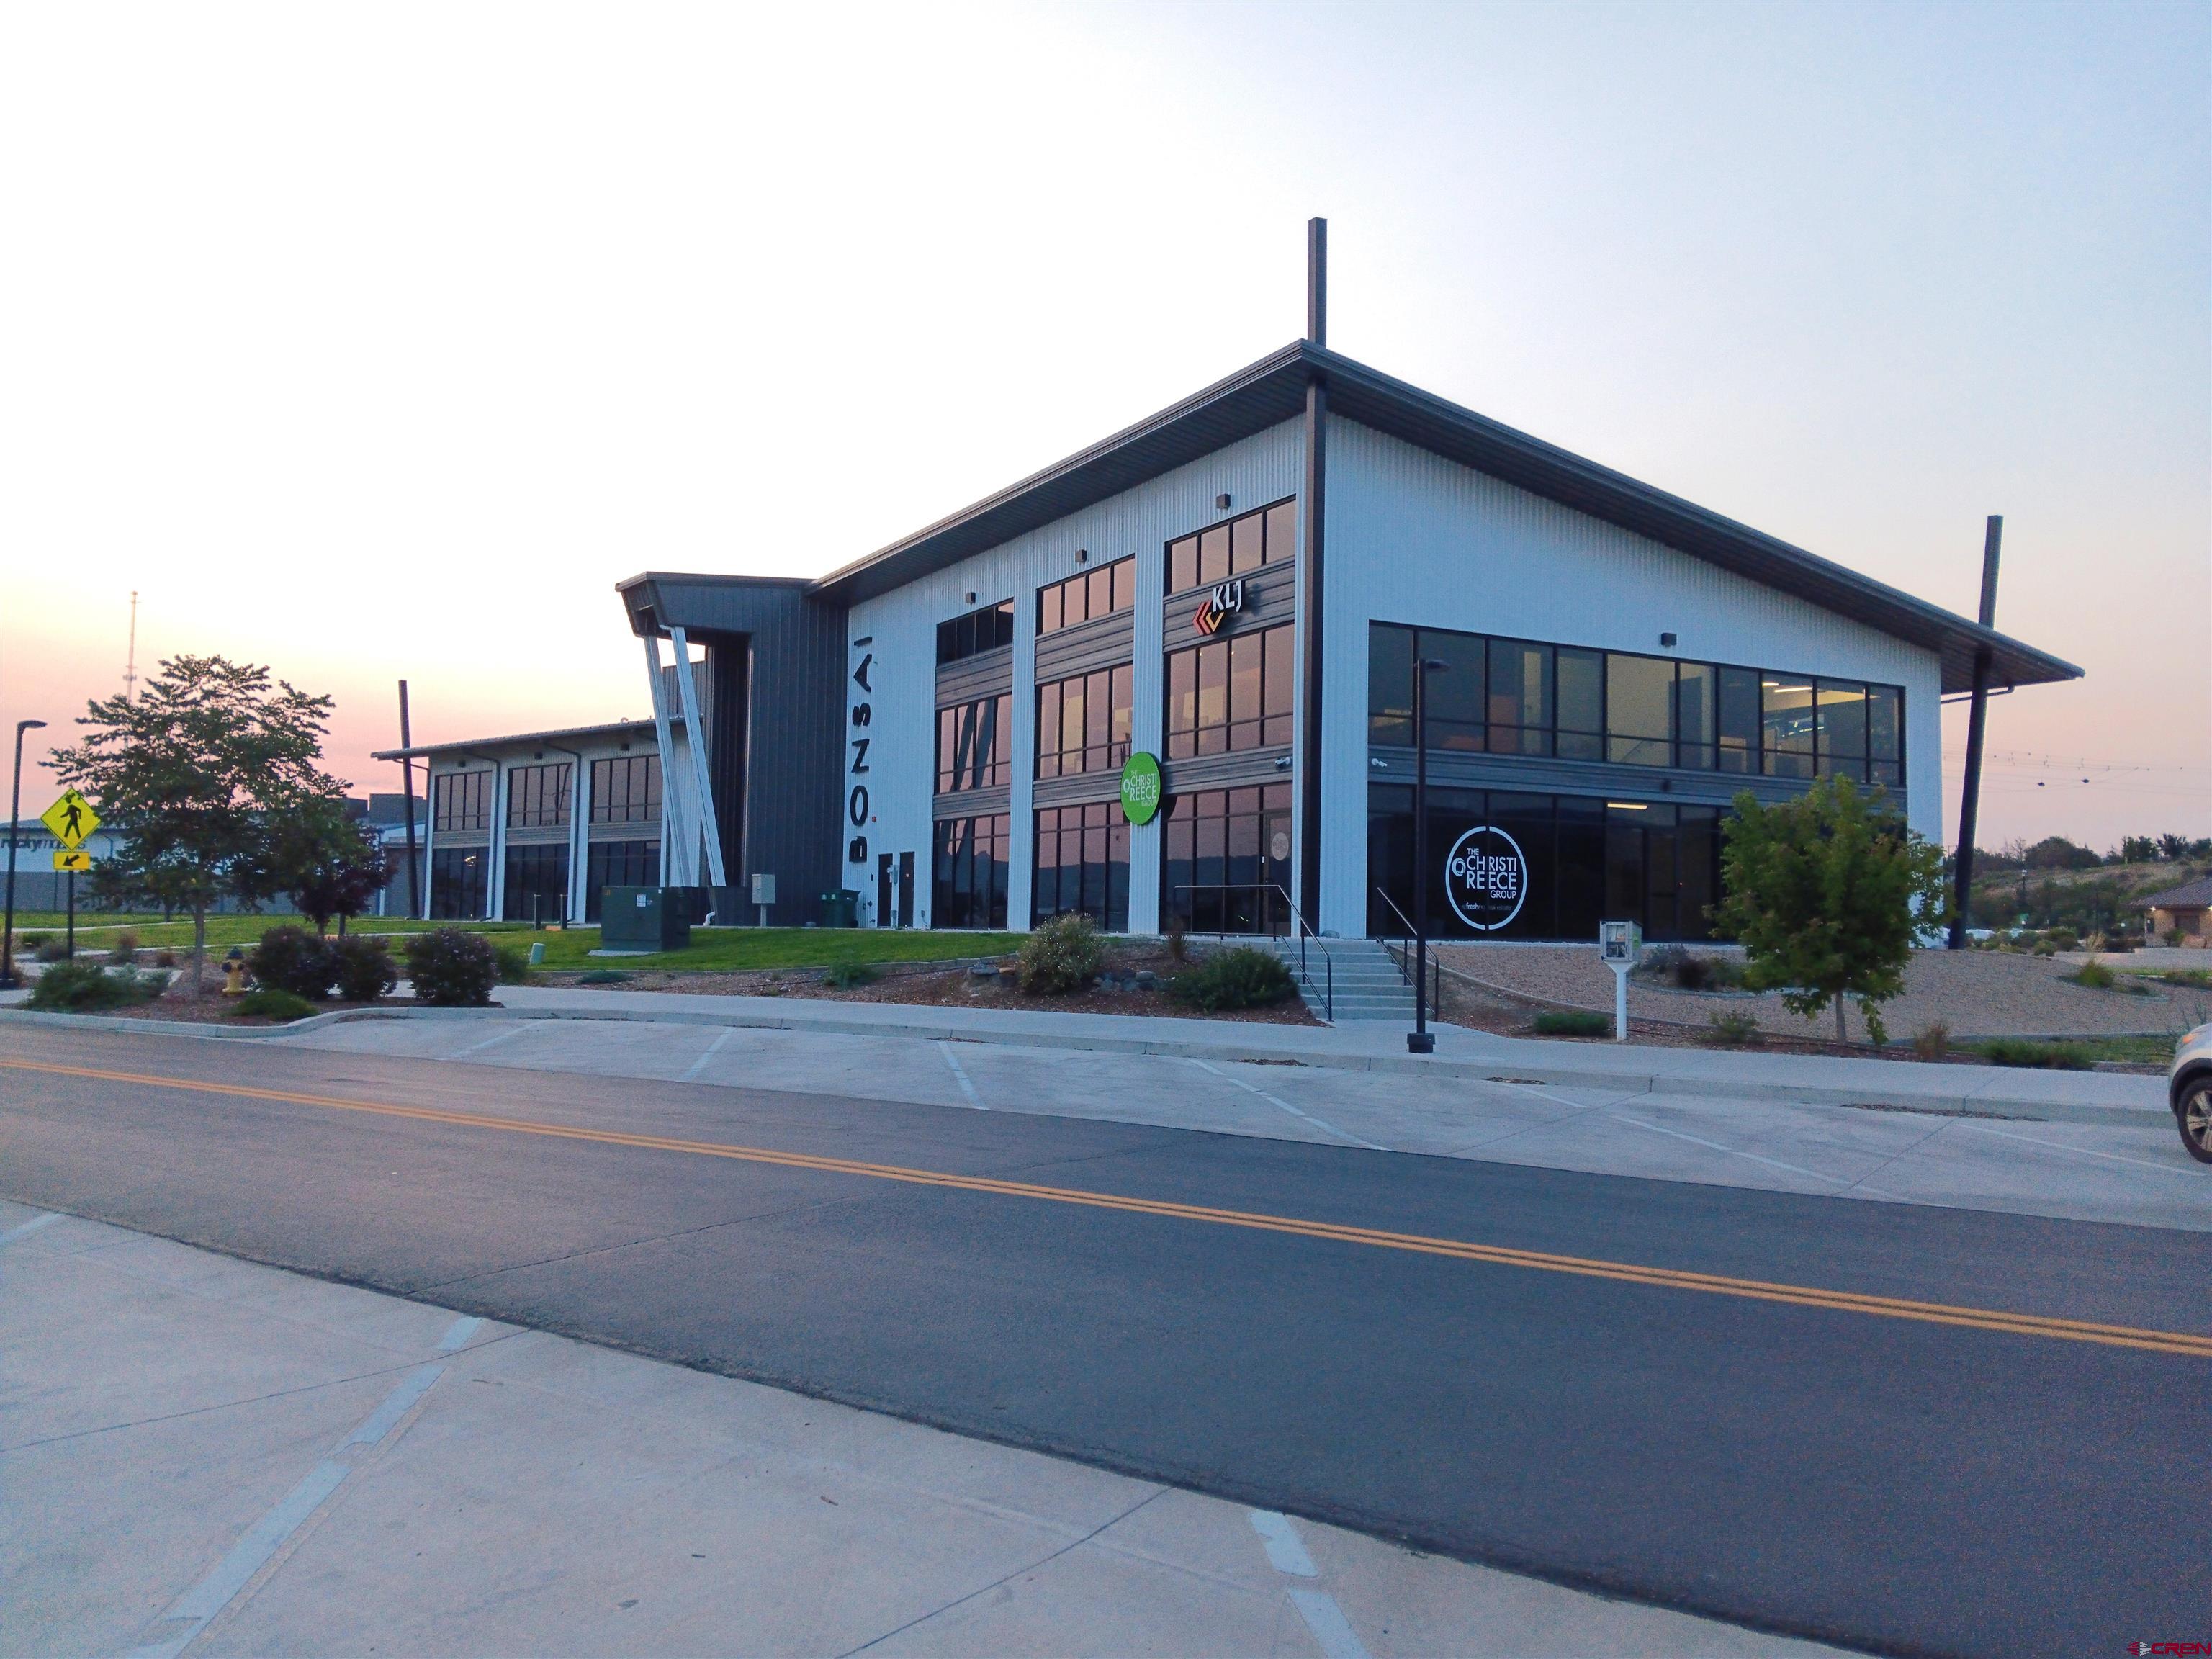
[1,1002,2164,1126]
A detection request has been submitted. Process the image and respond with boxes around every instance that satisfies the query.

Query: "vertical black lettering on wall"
[848,645,873,866]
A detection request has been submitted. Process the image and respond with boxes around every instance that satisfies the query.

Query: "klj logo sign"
[1445,824,1527,932]
[1192,578,1244,637]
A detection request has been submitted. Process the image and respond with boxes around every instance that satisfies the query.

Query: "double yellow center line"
[9,1056,2208,1359]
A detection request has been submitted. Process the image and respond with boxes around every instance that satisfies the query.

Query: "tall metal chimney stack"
[1306,217,1328,347]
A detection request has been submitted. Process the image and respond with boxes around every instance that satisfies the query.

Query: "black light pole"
[398,680,421,920]
[1,719,50,990]
[1408,658,1447,1055]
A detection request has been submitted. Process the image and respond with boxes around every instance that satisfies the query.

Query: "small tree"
[47,655,348,995]
[1713,775,1948,1046]
[279,808,393,936]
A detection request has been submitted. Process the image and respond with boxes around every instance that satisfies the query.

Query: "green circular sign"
[1119,751,1163,827]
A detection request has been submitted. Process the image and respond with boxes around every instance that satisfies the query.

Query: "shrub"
[1166,946,1296,1012]
[493,942,536,985]
[577,969,634,985]
[26,961,155,1012]
[1912,1020,1951,1061]
[230,987,320,1022]
[21,932,49,948]
[329,935,397,1002]
[2067,958,2115,991]
[1017,913,1104,994]
[1977,1038,2095,1071]
[1533,1009,1609,1037]
[110,928,140,961]
[2044,927,2080,952]
[822,961,879,989]
[1706,1011,1762,1046]
[1165,914,1189,964]
[405,929,498,1007]
[2164,927,2187,948]
[154,948,177,968]
[250,926,336,999]
[35,938,71,963]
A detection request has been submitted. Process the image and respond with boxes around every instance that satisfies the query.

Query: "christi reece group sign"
[1445,824,1528,932]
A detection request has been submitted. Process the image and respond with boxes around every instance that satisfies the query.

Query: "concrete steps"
[1262,935,1415,1024]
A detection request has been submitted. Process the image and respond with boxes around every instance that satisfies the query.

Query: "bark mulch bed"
[537,941,1319,1027]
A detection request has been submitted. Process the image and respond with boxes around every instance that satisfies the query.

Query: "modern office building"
[617,235,2078,943]
[374,719,667,925]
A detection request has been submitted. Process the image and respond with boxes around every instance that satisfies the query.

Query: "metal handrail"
[1170,882,1332,1022]
[1371,886,1440,1011]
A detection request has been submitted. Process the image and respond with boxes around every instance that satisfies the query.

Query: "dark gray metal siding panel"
[935,646,1014,707]
[1031,772,1128,810]
[932,785,1011,820]
[1033,611,1135,683]
[617,575,845,924]
[1161,746,1295,796]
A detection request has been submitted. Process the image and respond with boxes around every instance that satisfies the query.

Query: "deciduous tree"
[1714,776,1948,1046]
[47,656,347,994]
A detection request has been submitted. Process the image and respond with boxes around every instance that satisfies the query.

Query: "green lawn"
[4,912,1018,972]
[529,927,1021,974]
[4,914,532,951]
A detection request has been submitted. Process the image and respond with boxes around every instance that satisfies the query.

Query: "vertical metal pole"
[398,681,421,920]
[66,869,76,958]
[1,720,44,989]
[1409,657,1434,1055]
[1296,217,1330,932]
[1948,516,2002,948]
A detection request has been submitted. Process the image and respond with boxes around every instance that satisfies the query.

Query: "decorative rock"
[969,962,999,979]
[1133,970,1157,989]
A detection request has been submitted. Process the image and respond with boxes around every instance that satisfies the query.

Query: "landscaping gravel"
[1431,944,2212,1043]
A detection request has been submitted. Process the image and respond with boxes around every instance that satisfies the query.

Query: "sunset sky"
[3,4,2205,851]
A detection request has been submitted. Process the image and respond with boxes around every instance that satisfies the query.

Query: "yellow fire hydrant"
[220,948,249,997]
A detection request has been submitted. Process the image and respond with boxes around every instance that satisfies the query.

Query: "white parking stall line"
[120,1318,473,1659]
[1961,1121,2199,1177]
[678,1026,742,1084]
[936,1042,986,1110]
[1245,1511,1373,1659]
[446,1023,534,1060]
[1186,1060,1382,1151]
[0,1212,60,1248]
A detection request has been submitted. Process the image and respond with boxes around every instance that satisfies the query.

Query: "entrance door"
[896,851,915,929]
[877,853,895,928]
[1261,809,1292,935]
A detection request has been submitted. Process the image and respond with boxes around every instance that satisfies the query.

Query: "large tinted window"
[1038,559,1134,636]
[1367,623,1902,785]
[1037,667,1132,778]
[1167,498,1298,593]
[933,814,1010,930]
[1166,624,1292,759]
[937,695,1012,792]
[506,763,572,828]
[935,601,1015,666]
[1032,802,1128,931]
[1161,783,1293,936]
[590,755,661,824]
[584,840,660,921]
[432,770,492,832]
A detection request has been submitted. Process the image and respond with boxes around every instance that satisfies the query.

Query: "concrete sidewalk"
[4,1201,1839,1659]
[8,983,2171,1123]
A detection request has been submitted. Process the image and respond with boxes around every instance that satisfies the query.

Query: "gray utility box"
[601,886,691,953]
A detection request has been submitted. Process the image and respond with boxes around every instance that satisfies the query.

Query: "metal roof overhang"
[372,717,660,762]
[801,341,2079,696]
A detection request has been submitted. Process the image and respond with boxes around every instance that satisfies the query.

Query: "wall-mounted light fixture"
[1076,548,1089,563]
[965,591,976,604]
[1215,493,1233,510]
[1660,632,1678,647]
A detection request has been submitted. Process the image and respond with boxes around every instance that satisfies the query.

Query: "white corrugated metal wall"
[844,420,1305,932]
[1319,417,1946,940]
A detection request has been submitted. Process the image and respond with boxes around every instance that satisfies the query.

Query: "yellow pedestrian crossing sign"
[41,789,99,849]
[54,848,92,873]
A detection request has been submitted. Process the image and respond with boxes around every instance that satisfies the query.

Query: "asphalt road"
[4,1023,2204,1659]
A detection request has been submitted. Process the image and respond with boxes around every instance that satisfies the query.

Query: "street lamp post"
[1408,658,1447,1055]
[1,719,50,991]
